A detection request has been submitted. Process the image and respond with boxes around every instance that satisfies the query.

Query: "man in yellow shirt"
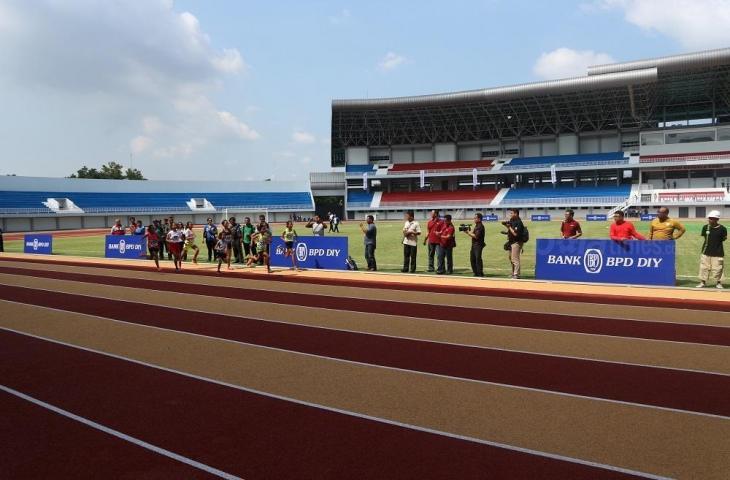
[649,207,686,240]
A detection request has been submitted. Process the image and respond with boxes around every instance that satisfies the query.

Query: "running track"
[1,254,729,479]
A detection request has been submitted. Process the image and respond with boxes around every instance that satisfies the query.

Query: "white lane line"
[0,328,670,480]
[3,302,730,421]
[1,287,729,379]
[0,384,242,480]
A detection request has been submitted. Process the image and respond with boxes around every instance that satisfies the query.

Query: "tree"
[69,162,146,180]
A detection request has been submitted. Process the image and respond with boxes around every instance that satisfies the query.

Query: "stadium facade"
[321,47,730,220]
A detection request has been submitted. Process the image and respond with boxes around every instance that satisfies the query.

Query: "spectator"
[328,212,335,232]
[242,217,256,258]
[133,220,145,235]
[698,210,727,289]
[154,220,167,260]
[110,219,125,235]
[203,217,218,262]
[308,215,325,236]
[436,214,456,275]
[0,226,4,253]
[650,207,685,240]
[560,209,582,239]
[229,217,243,264]
[145,225,161,271]
[463,213,485,277]
[424,209,443,272]
[401,210,421,273]
[503,208,525,279]
[609,211,646,240]
[161,218,171,259]
[182,221,200,264]
[332,214,340,233]
[128,216,136,234]
[281,221,299,270]
[360,215,377,271]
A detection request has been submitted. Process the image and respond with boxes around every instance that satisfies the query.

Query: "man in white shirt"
[401,210,421,273]
[310,215,325,236]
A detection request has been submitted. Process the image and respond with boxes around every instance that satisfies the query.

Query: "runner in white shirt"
[182,221,200,264]
[401,210,421,273]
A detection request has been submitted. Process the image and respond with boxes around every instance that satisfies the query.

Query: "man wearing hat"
[698,210,727,289]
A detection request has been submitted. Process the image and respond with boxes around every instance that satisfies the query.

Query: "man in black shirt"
[463,213,485,277]
[503,208,525,279]
[698,210,727,289]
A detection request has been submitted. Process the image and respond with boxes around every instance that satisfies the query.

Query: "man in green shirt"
[242,217,257,258]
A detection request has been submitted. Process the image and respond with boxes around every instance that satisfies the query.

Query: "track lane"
[2,283,729,417]
[1,264,729,346]
[0,329,647,480]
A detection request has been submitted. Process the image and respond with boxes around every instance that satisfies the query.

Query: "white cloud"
[590,0,730,50]
[378,52,407,72]
[218,111,260,140]
[130,135,153,154]
[329,9,351,24]
[533,48,615,79]
[0,0,258,171]
[292,130,316,144]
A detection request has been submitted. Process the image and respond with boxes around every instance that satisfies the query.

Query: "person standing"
[182,221,200,264]
[203,218,218,262]
[609,211,646,240]
[503,209,525,279]
[560,209,582,239]
[133,220,145,235]
[242,217,256,258]
[650,207,686,240]
[308,215,325,236]
[229,217,243,263]
[110,219,125,235]
[424,210,443,272]
[256,215,270,266]
[463,213,485,277]
[154,220,166,260]
[401,210,421,273]
[698,210,727,289]
[328,212,335,232]
[0,226,3,253]
[332,214,340,233]
[360,215,377,271]
[436,214,456,275]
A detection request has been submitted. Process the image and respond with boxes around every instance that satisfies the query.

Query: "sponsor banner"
[23,234,53,254]
[105,235,148,259]
[586,214,608,221]
[483,214,499,222]
[535,239,675,286]
[531,214,551,221]
[270,236,349,270]
[640,213,658,221]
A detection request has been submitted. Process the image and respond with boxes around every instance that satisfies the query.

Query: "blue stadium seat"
[345,164,376,174]
[347,190,374,207]
[501,184,631,205]
[502,152,627,170]
[0,191,56,214]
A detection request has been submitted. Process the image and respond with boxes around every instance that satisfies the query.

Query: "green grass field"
[3,219,712,286]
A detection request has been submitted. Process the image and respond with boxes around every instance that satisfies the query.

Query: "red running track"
[0,390,219,479]
[0,330,645,480]
[3,284,730,417]
[4,256,729,312]
[1,265,729,347]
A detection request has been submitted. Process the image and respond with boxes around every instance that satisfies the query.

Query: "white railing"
[387,167,493,176]
[504,195,629,205]
[379,199,491,208]
[0,208,56,215]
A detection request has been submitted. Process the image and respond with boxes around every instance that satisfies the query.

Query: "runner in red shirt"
[610,211,646,240]
[560,209,582,239]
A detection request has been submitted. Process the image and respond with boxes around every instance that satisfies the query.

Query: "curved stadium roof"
[331,48,730,148]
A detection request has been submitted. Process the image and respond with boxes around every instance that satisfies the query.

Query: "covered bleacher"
[501,152,628,170]
[388,160,492,175]
[380,189,498,208]
[499,184,631,205]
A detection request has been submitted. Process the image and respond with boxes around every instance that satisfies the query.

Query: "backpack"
[521,225,530,243]
[346,256,359,271]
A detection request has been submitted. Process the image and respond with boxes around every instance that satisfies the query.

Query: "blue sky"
[1,0,729,181]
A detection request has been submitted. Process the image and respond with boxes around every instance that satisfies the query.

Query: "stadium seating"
[502,152,628,170]
[0,191,55,214]
[640,151,730,163]
[380,189,498,207]
[0,191,313,214]
[500,184,631,205]
[388,160,493,174]
[345,164,376,174]
[347,190,375,207]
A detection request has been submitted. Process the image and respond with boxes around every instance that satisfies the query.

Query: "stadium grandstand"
[320,47,730,220]
[0,176,314,232]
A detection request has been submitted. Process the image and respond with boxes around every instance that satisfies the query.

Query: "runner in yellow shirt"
[649,207,686,240]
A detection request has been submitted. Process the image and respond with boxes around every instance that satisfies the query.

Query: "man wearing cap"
[698,210,727,289]
[649,207,685,240]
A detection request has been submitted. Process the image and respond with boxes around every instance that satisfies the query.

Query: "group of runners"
[112,215,301,274]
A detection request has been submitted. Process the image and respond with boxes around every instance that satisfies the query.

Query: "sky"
[1,0,730,182]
